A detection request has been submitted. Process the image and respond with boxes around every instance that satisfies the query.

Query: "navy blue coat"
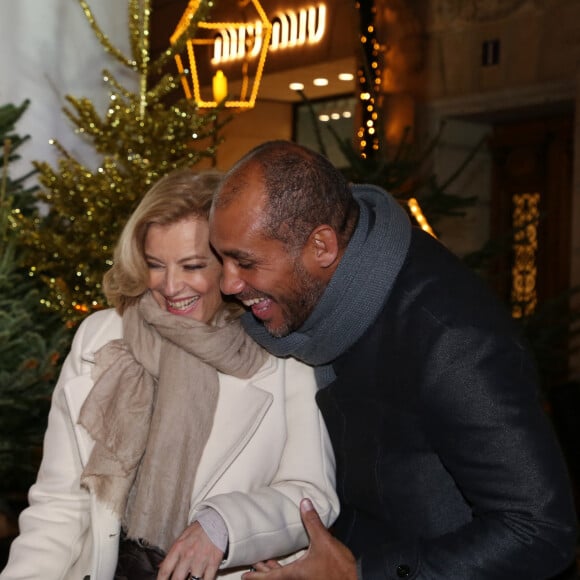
[316,228,578,579]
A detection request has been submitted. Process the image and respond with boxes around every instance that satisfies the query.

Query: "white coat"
[1,309,339,579]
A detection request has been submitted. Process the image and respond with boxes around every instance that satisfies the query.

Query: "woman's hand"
[157,521,224,580]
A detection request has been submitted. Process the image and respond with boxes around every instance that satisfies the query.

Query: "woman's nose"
[162,268,184,296]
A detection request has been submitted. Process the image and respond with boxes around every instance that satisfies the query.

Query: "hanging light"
[171,0,272,109]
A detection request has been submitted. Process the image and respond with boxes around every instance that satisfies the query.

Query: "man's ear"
[303,225,339,270]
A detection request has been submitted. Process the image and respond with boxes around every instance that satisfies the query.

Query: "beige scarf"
[79,292,267,552]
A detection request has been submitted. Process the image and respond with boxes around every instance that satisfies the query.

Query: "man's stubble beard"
[265,257,327,338]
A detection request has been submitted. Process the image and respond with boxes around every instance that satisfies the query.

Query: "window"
[293,95,356,168]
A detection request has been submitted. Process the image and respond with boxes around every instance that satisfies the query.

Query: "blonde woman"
[1,169,339,580]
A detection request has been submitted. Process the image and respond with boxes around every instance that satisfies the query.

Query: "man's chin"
[263,318,293,338]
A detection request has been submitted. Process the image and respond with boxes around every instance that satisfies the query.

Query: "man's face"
[209,176,325,337]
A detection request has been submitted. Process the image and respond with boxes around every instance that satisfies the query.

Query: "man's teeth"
[167,297,198,310]
[243,297,266,307]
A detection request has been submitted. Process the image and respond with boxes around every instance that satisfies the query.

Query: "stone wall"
[426,0,580,99]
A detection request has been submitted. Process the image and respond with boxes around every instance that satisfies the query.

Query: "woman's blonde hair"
[103,168,235,315]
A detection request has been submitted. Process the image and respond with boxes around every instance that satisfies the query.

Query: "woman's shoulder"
[72,308,123,354]
[77,308,122,332]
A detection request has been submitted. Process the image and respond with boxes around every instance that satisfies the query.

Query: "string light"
[407,198,436,238]
[354,1,381,158]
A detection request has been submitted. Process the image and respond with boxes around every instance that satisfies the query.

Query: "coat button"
[396,564,411,577]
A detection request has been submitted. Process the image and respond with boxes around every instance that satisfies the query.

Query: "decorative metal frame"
[171,0,272,109]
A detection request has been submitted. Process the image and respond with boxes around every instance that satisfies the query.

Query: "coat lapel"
[190,358,277,506]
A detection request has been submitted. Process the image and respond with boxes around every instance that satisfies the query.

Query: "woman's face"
[145,216,223,324]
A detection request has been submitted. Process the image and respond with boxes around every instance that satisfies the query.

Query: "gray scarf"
[242,184,412,386]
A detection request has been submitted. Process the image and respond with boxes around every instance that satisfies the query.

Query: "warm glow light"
[212,22,265,64]
[210,4,327,60]
[355,2,381,157]
[407,198,436,238]
[511,192,540,317]
[289,82,305,91]
[212,70,228,102]
[270,4,326,51]
[338,72,354,81]
[313,77,329,86]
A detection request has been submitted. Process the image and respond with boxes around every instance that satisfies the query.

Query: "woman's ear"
[303,225,339,270]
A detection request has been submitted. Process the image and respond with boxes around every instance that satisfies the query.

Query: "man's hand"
[242,498,357,580]
[157,521,224,580]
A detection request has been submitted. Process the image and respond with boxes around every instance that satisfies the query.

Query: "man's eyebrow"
[222,248,254,260]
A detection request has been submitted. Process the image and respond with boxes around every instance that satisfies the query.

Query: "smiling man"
[209,140,578,580]
[209,166,334,338]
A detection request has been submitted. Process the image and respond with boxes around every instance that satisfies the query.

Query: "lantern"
[171,0,272,109]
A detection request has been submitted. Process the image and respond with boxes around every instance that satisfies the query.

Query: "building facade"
[153,0,580,380]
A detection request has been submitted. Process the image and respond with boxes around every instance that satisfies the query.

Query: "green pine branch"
[0,101,72,494]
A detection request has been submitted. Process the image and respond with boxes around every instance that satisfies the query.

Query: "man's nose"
[220,263,245,295]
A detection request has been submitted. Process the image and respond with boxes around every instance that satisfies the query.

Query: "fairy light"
[407,198,436,238]
[355,1,381,159]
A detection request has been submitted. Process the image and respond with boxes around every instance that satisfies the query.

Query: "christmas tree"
[0,101,71,496]
[15,0,225,324]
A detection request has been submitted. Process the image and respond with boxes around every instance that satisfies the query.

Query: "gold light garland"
[511,192,540,318]
[355,0,381,158]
